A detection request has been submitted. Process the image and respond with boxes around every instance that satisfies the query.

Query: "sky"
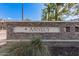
[0,3,44,21]
[25,3,44,21]
[0,3,22,21]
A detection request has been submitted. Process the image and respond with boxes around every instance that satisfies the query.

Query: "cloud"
[7,17,12,20]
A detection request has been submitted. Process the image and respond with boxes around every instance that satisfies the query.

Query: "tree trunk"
[55,4,58,21]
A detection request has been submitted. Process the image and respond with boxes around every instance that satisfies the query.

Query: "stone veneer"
[0,21,77,40]
[4,21,79,40]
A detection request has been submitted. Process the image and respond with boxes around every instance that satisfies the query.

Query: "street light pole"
[22,3,24,21]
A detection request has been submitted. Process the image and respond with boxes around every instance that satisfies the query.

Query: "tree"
[7,38,50,56]
[41,3,79,21]
[42,3,56,21]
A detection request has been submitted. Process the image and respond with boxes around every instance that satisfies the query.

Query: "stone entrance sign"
[0,21,79,47]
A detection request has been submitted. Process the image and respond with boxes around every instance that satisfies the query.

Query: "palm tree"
[41,3,79,21]
[42,3,55,21]
[7,38,50,56]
